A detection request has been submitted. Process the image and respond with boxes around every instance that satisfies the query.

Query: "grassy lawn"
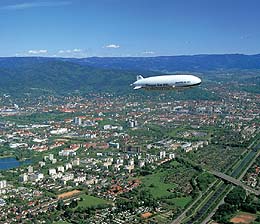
[167,196,192,208]
[78,194,109,208]
[170,160,180,167]
[141,171,175,198]
[54,221,71,224]
[152,214,169,224]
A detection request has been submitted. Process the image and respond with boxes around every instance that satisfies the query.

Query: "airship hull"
[131,74,202,90]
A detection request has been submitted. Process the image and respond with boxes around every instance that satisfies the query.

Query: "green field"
[54,221,71,224]
[170,160,180,167]
[78,194,109,208]
[141,171,175,198]
[167,196,192,208]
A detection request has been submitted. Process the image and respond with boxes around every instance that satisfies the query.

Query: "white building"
[49,154,54,161]
[39,161,46,167]
[0,180,7,189]
[65,163,72,170]
[128,158,135,166]
[116,158,124,165]
[74,117,82,125]
[59,150,76,157]
[139,161,145,168]
[104,125,112,130]
[62,173,74,181]
[169,153,175,159]
[48,168,56,176]
[74,176,86,183]
[57,166,65,173]
[159,151,166,159]
[50,128,68,135]
[72,158,80,166]
[28,166,33,173]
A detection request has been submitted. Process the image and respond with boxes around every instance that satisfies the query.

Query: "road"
[210,170,260,196]
[171,193,202,224]
[173,141,260,224]
[200,143,260,224]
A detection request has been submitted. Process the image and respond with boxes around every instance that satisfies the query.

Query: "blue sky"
[1,0,260,57]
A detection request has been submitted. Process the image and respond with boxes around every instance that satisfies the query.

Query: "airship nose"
[196,77,202,84]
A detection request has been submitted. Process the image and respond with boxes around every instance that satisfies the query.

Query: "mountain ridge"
[0,54,260,97]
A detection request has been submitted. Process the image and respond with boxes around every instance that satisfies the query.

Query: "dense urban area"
[0,70,259,224]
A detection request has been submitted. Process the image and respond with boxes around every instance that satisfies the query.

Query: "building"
[74,117,82,125]
[104,125,112,130]
[0,198,6,207]
[72,158,80,166]
[57,166,65,173]
[169,153,175,159]
[128,158,135,166]
[49,169,56,176]
[49,154,54,161]
[39,161,45,167]
[65,163,72,170]
[0,180,7,189]
[28,166,33,173]
[50,128,68,135]
[124,145,141,153]
[139,161,145,168]
[159,151,166,159]
[129,119,138,128]
[52,158,57,164]
[19,173,28,182]
[29,173,44,182]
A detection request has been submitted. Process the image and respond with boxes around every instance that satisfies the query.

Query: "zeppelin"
[131,74,202,90]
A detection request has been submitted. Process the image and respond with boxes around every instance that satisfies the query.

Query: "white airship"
[131,74,201,90]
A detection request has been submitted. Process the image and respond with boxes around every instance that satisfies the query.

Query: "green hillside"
[0,60,136,96]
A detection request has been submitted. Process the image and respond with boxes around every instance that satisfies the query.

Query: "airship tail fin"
[136,75,144,80]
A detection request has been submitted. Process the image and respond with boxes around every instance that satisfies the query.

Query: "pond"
[0,157,31,170]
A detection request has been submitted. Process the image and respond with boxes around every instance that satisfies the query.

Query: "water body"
[0,157,31,170]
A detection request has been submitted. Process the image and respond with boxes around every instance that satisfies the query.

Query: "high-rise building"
[74,117,82,125]
[159,151,166,159]
[0,180,7,189]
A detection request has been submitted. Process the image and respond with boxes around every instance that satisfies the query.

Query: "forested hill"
[0,60,138,96]
[62,54,260,71]
[1,54,260,72]
[0,54,260,97]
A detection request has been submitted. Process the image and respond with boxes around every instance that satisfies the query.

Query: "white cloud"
[142,51,155,55]
[58,49,71,54]
[57,49,87,58]
[1,1,71,10]
[58,49,82,54]
[73,48,82,52]
[28,49,48,54]
[105,44,120,49]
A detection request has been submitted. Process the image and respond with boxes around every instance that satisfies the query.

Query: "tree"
[224,187,246,207]
[57,199,64,210]
[70,200,78,208]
